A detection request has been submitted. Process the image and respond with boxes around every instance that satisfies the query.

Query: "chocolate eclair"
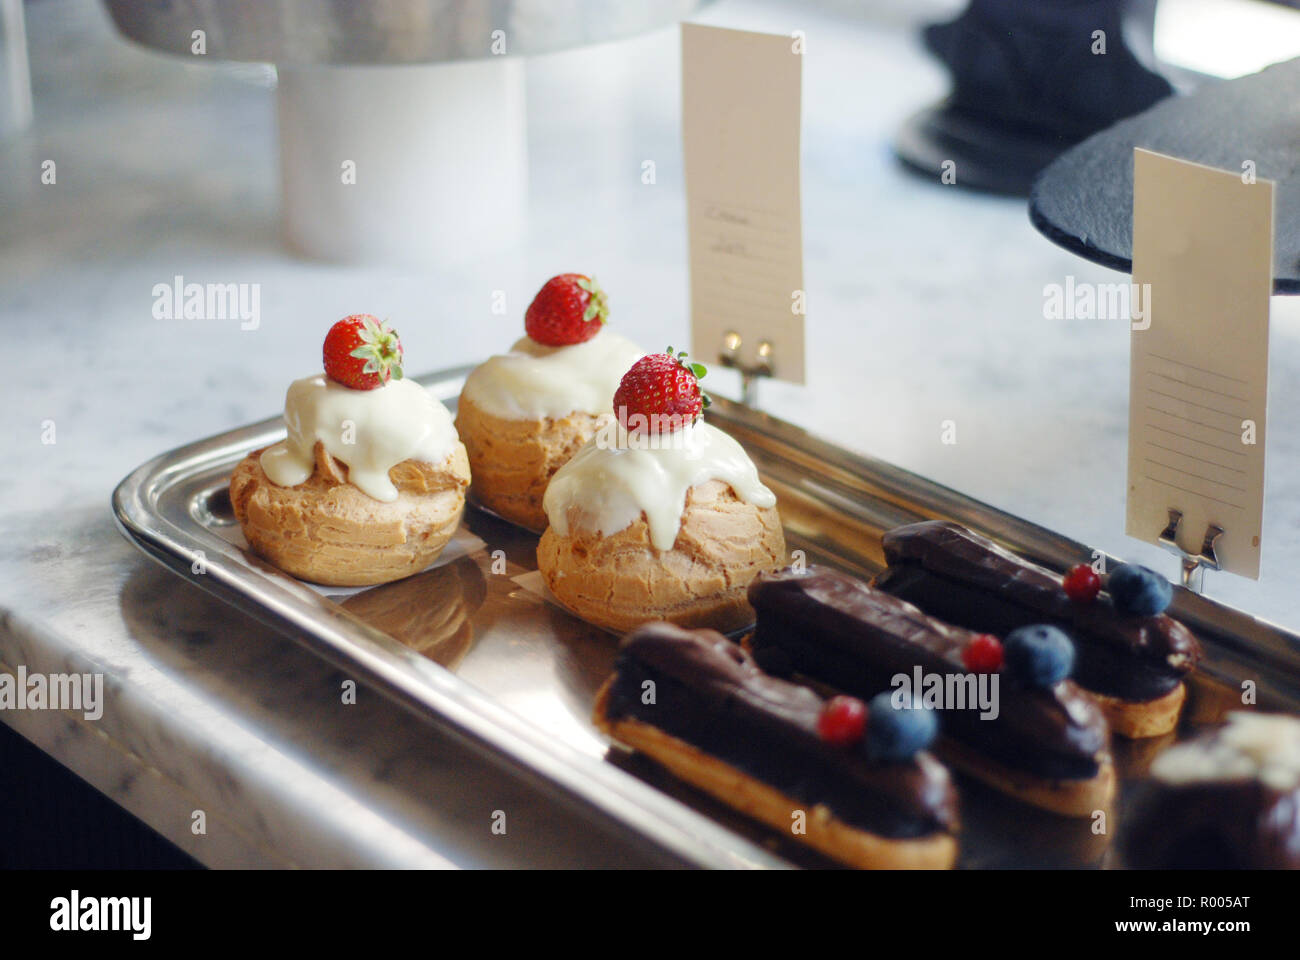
[593,622,960,869]
[747,566,1115,817]
[1123,712,1300,869]
[873,521,1201,738]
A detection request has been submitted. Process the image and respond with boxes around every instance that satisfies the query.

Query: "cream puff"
[537,350,785,634]
[230,314,470,587]
[456,273,644,530]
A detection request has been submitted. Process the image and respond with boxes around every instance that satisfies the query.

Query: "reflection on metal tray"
[113,365,1300,869]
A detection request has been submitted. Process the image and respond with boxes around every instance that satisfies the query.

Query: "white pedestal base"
[277,59,527,266]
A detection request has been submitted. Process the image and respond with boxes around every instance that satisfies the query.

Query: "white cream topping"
[542,420,776,551]
[460,329,645,419]
[1151,712,1300,791]
[260,375,458,502]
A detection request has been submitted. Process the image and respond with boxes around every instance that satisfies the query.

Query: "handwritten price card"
[682,23,806,383]
[1127,148,1274,578]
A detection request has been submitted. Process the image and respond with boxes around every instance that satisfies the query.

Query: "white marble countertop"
[3,0,1299,867]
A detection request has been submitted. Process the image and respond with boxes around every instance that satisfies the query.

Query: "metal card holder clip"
[1157,508,1223,594]
[718,331,774,408]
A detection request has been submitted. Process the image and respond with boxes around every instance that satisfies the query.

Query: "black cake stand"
[1029,57,1300,294]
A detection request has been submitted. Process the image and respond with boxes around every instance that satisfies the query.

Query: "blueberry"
[1003,624,1074,688]
[865,692,939,762]
[1108,563,1173,617]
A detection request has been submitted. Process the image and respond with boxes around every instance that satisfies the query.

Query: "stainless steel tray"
[113,365,1300,868]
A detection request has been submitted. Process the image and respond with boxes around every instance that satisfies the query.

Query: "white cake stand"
[103,0,706,265]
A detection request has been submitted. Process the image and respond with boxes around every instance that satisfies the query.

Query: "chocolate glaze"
[1123,723,1300,869]
[1124,781,1300,868]
[877,521,1201,701]
[606,622,959,839]
[747,566,1110,781]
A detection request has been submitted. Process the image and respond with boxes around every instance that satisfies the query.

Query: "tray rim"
[112,365,1300,869]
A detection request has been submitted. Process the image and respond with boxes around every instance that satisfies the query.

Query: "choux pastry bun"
[456,273,643,530]
[231,314,469,587]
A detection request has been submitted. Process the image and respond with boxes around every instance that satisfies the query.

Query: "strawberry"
[322,314,404,390]
[613,347,710,435]
[524,274,609,346]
